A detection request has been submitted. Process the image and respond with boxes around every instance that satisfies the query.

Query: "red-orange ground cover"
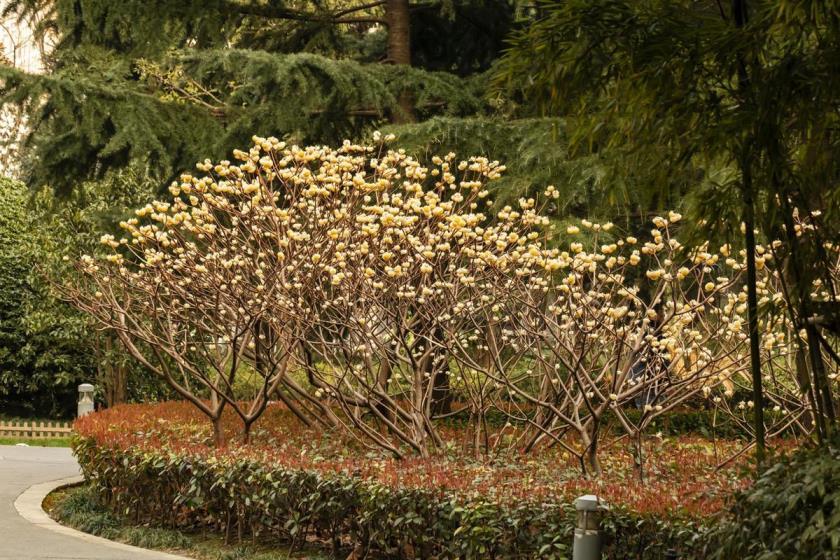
[75,401,799,519]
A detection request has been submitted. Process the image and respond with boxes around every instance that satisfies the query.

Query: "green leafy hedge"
[74,434,705,559]
[703,440,840,559]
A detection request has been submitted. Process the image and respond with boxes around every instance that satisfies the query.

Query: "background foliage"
[0,177,91,416]
[704,439,840,559]
[0,174,170,417]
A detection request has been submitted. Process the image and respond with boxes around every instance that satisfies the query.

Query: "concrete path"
[0,445,188,560]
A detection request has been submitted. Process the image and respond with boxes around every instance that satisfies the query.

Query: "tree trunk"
[212,415,225,447]
[385,0,414,122]
[741,161,766,463]
[431,366,452,415]
[385,0,411,65]
[99,336,127,407]
[732,0,766,464]
[106,363,127,407]
[807,323,836,433]
[430,327,452,415]
[795,346,818,434]
[584,418,603,477]
[779,191,833,441]
[373,354,396,424]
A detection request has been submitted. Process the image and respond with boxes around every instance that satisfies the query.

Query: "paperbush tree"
[69,136,837,460]
[449,215,691,472]
[292,145,557,457]
[68,135,554,451]
[68,137,358,444]
[443,212,829,473]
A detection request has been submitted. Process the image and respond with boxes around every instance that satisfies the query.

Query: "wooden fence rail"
[0,420,73,438]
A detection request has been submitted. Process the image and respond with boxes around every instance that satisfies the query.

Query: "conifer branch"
[224,1,386,25]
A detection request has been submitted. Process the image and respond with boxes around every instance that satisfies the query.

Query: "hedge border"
[73,434,710,559]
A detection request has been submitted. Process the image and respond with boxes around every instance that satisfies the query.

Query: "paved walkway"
[0,445,187,559]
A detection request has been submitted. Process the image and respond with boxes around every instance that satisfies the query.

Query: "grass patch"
[47,485,328,560]
[0,437,71,447]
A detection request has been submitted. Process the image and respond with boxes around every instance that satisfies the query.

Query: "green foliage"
[385,116,570,205]
[493,0,840,237]
[384,115,654,214]
[73,432,706,559]
[52,485,193,550]
[0,437,71,446]
[175,48,485,145]
[615,407,777,441]
[383,115,714,224]
[0,46,484,192]
[51,485,123,536]
[1,1,500,194]
[0,173,172,417]
[6,0,297,56]
[0,178,92,416]
[52,485,325,559]
[703,441,840,559]
[6,0,518,67]
[0,48,222,194]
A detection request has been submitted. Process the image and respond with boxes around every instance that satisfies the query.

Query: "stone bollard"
[77,383,95,417]
[573,494,607,560]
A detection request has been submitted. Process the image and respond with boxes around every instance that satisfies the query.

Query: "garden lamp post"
[77,383,95,417]
[573,494,607,560]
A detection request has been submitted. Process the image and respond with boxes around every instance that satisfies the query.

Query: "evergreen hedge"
[73,433,706,559]
[703,439,840,559]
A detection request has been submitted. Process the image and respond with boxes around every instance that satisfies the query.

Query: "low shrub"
[75,436,705,559]
[51,484,122,536]
[50,485,326,559]
[702,440,840,559]
[70,403,736,559]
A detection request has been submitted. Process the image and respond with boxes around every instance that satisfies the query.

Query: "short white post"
[573,494,606,560]
[77,383,95,417]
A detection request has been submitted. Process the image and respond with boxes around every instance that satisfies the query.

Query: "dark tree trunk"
[585,419,602,477]
[99,336,126,407]
[385,0,411,65]
[106,364,127,407]
[375,356,396,423]
[431,363,452,415]
[741,161,766,463]
[385,0,414,122]
[212,415,225,447]
[429,327,452,415]
[732,0,766,464]
[778,188,834,441]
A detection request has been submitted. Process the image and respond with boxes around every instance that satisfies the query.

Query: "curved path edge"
[14,475,191,560]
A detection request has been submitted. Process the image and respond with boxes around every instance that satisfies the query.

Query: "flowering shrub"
[67,136,555,454]
[464,213,813,474]
[72,402,775,559]
[67,136,838,465]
